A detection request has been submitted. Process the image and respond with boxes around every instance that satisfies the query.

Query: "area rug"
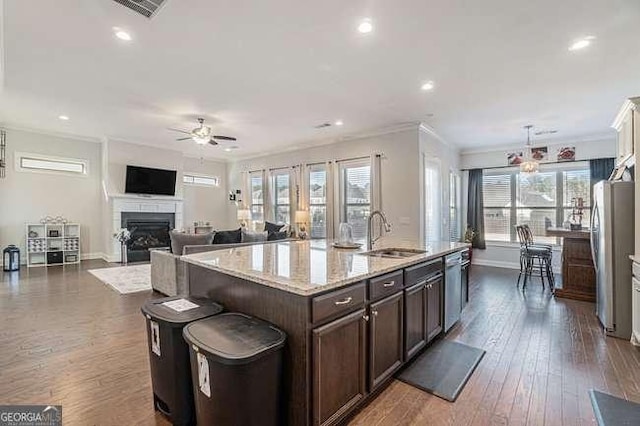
[589,389,640,425]
[396,339,485,402]
[88,264,152,294]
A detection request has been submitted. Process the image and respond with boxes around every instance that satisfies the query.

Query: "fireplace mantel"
[107,194,183,262]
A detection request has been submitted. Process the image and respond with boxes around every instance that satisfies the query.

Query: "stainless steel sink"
[361,248,427,259]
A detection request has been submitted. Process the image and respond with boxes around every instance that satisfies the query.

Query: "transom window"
[183,173,219,187]
[483,162,591,244]
[16,153,87,175]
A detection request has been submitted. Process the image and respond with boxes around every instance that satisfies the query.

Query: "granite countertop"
[182,238,469,296]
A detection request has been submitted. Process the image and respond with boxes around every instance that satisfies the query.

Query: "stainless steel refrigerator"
[591,180,634,339]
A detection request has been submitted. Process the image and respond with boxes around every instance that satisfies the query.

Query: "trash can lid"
[183,313,286,365]
[141,296,223,327]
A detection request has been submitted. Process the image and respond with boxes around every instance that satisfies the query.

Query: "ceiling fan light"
[192,135,210,145]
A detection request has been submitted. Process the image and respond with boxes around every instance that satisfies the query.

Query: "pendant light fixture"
[520,124,539,174]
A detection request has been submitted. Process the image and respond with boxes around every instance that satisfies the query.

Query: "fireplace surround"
[121,212,174,262]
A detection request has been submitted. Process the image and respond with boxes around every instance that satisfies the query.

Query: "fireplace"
[121,212,174,262]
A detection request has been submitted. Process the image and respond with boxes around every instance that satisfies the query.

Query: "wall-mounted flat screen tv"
[125,165,177,196]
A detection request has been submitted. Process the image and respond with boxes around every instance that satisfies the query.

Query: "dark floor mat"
[589,389,640,425]
[396,339,485,402]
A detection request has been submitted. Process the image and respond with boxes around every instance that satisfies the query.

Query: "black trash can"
[183,313,287,426]
[141,296,223,426]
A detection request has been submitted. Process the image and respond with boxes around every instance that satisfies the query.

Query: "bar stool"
[515,225,555,291]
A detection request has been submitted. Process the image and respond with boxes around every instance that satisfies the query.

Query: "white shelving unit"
[26,223,81,267]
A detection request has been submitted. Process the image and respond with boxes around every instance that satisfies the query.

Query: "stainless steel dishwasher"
[444,252,462,332]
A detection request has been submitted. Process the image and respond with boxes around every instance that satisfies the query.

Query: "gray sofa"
[150,239,292,296]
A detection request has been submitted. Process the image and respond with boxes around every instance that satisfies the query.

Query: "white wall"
[182,157,228,230]
[225,127,423,240]
[462,136,616,270]
[0,128,104,261]
[103,139,228,255]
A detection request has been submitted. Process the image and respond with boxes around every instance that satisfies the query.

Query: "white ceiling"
[1,0,639,159]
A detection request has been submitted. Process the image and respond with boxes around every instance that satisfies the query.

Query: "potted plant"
[114,228,132,265]
[463,225,477,262]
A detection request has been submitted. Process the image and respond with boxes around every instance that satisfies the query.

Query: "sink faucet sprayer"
[367,210,392,250]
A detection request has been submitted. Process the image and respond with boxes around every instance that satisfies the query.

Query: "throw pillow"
[267,231,288,241]
[264,221,286,233]
[241,229,268,243]
[170,230,214,255]
[213,228,242,244]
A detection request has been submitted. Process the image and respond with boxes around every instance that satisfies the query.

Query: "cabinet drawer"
[632,261,640,278]
[312,283,366,324]
[404,258,443,285]
[369,271,404,301]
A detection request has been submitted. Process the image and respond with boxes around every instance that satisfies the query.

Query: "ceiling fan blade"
[208,140,219,146]
[176,137,192,141]
[168,128,192,135]
[212,135,237,141]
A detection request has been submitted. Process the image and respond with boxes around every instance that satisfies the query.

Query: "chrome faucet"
[367,210,392,250]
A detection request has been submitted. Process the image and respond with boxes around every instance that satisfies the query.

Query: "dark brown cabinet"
[404,280,428,360]
[369,291,404,389]
[312,308,368,426]
[426,275,443,341]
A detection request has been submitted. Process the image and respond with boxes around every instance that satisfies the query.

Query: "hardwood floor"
[1,262,638,425]
[350,266,640,426]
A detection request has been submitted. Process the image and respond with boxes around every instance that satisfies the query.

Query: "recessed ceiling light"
[357,19,373,34]
[224,146,239,152]
[58,115,69,121]
[113,27,132,41]
[335,120,344,126]
[568,36,595,51]
[421,81,435,91]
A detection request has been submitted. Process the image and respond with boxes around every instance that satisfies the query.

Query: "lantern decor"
[3,245,20,272]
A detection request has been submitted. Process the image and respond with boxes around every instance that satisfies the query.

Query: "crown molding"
[418,122,457,149]
[230,122,422,163]
[0,122,103,144]
[460,132,615,155]
[612,97,640,131]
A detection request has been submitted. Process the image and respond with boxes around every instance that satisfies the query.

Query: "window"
[16,153,87,175]
[183,173,219,187]
[482,162,591,243]
[250,172,264,222]
[308,165,327,239]
[449,171,461,242]
[424,159,442,241]
[340,162,371,240]
[272,171,291,224]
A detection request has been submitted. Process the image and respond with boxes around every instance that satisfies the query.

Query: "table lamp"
[237,209,252,228]
[295,210,310,239]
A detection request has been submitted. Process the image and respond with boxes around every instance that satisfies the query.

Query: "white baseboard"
[472,258,561,274]
[81,252,104,261]
[102,253,120,263]
[472,259,520,270]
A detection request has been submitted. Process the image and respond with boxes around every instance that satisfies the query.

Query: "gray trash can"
[183,313,287,426]
[141,296,223,426]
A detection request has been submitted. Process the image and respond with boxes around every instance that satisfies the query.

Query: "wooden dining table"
[545,227,596,302]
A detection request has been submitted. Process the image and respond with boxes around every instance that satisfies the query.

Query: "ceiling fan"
[168,118,237,146]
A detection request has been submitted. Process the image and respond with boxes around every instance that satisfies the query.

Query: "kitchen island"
[183,239,469,426]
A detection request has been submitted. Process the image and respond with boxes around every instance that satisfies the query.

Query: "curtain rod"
[246,154,382,173]
[459,158,602,172]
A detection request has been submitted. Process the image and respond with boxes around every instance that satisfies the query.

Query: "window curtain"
[371,154,383,237]
[262,169,273,223]
[241,171,251,209]
[589,157,615,191]
[466,168,486,249]
[325,161,335,239]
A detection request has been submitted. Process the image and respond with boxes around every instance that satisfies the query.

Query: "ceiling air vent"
[112,0,169,19]
[314,122,332,129]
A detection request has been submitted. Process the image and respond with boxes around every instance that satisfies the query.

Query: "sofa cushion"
[267,230,288,241]
[170,230,214,255]
[264,221,286,233]
[242,229,268,243]
[213,228,242,244]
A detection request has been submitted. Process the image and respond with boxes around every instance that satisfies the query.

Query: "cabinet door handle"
[363,315,370,321]
[372,310,378,316]
[383,281,396,287]
[335,297,353,305]
[636,288,640,292]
